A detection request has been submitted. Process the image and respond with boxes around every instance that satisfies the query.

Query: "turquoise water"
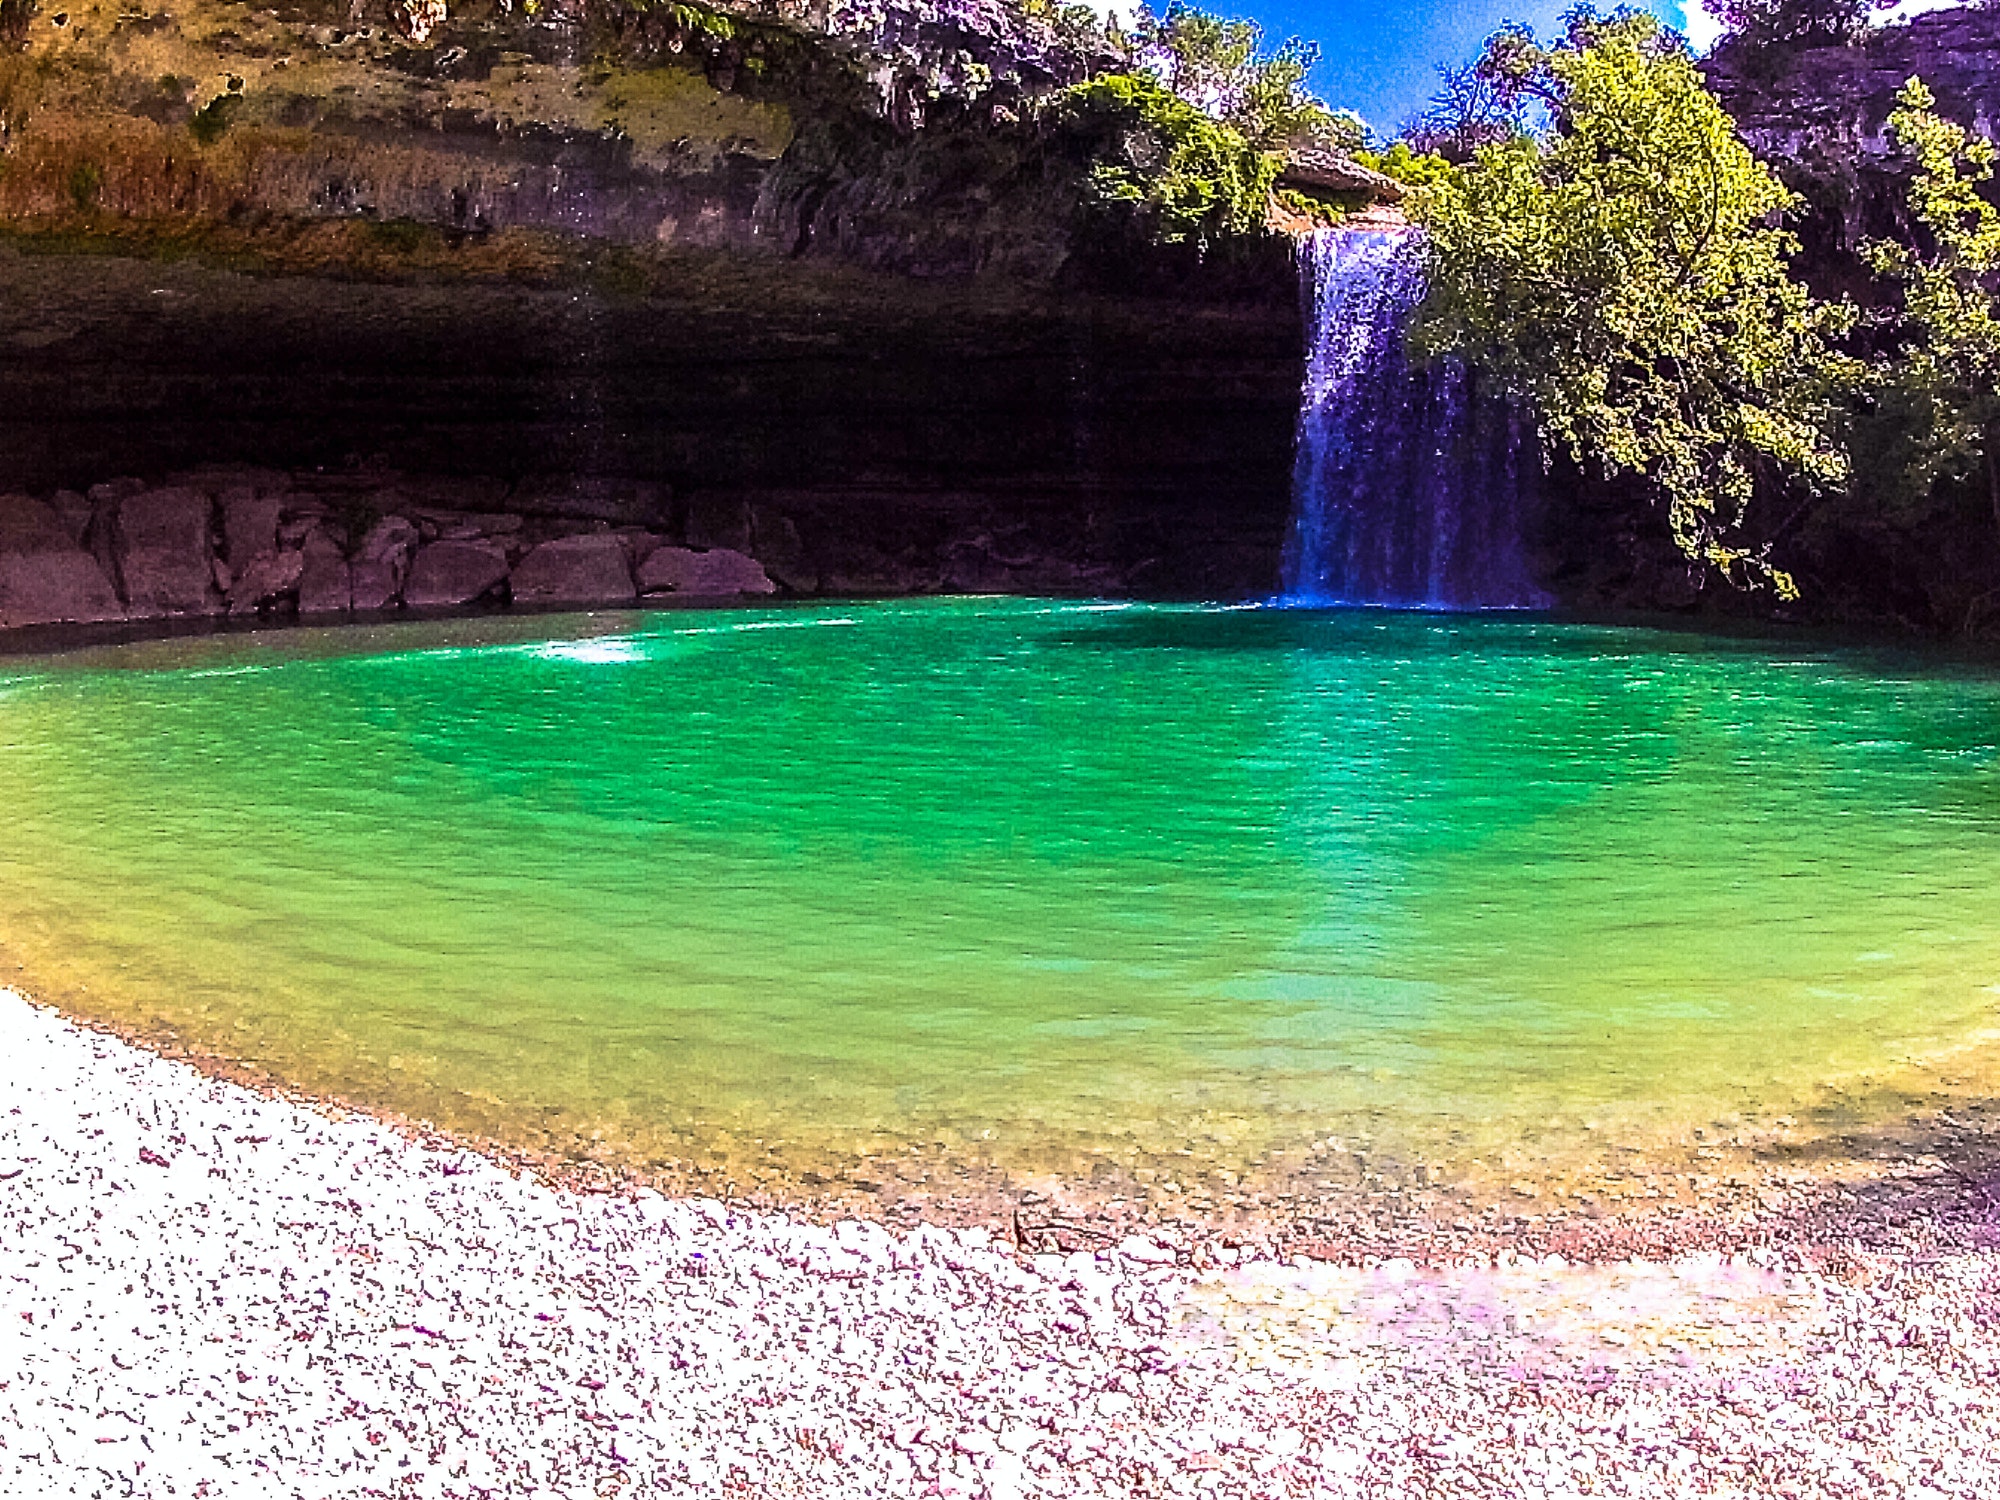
[2,599,1998,1188]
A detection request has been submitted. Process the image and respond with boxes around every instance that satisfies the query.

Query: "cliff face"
[5,1,778,238]
[0,238,1304,624]
[0,1,1310,631]
[1704,5,2000,288]
[0,0,1126,279]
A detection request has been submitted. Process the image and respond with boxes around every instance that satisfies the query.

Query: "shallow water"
[3,600,1998,1191]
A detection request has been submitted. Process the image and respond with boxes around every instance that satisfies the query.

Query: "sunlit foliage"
[1411,8,1857,595]
[1866,77,2000,537]
[1060,71,1280,247]
[1133,3,1364,152]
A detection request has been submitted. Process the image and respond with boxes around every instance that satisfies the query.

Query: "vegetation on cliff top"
[0,0,1391,268]
[1053,3,1368,248]
[1059,73,1279,246]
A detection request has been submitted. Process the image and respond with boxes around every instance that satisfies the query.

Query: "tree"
[1060,72,1280,248]
[1410,8,1857,595]
[1135,4,1363,153]
[1704,0,1884,52]
[1399,63,1523,163]
[1701,0,1901,86]
[1867,77,2000,535]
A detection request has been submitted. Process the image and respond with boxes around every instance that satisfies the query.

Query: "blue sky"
[1096,2,1967,134]
[1095,3,1717,133]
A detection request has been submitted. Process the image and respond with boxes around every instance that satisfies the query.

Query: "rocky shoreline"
[5,986,2000,1497]
[0,467,792,636]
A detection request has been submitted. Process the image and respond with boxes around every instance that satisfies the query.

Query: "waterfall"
[1282,228,1548,610]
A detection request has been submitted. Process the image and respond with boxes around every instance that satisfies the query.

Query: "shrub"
[65,161,100,212]
[1351,143,1454,190]
[189,95,238,146]
[1059,72,1279,249]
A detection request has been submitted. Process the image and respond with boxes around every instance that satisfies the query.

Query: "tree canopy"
[1409,8,1857,595]
[1704,0,1887,52]
[1134,3,1365,153]
[1866,78,2000,535]
[1399,63,1524,163]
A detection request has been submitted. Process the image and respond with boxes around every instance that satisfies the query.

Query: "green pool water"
[3,599,1999,1191]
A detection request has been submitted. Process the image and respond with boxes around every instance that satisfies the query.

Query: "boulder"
[48,490,93,548]
[117,487,220,616]
[296,528,353,615]
[350,515,419,611]
[1279,147,1406,203]
[637,545,777,597]
[222,492,285,570]
[350,561,399,612]
[226,549,307,612]
[0,494,124,629]
[751,506,817,593]
[218,490,294,610]
[277,505,329,550]
[357,514,420,565]
[508,533,637,607]
[404,538,509,607]
[613,527,665,566]
[685,497,755,554]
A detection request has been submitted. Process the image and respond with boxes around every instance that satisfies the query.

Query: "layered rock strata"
[0,0,1143,283]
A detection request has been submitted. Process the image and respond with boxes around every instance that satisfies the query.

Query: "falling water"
[1282,228,1548,609]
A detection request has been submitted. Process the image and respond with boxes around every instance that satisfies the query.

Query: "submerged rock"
[0,493,124,628]
[638,545,777,597]
[508,533,637,607]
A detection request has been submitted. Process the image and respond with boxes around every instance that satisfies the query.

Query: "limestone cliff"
[0,241,1304,624]
[0,2,1310,633]
[1704,4,2000,288]
[0,0,1131,278]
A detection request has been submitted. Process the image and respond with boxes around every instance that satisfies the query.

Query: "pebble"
[3,989,1999,1497]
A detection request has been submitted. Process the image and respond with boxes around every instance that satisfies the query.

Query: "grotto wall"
[0,0,1310,633]
[0,242,1304,629]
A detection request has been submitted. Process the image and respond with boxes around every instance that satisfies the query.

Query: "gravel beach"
[4,987,2000,1499]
